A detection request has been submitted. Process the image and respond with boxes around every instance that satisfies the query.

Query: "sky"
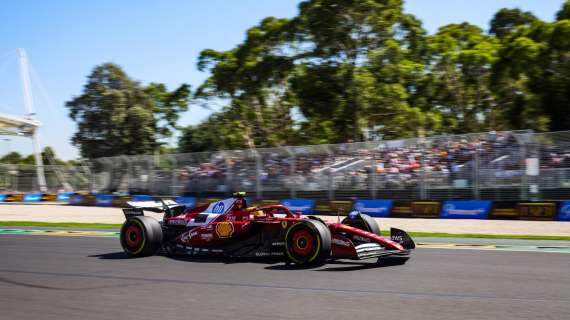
[0,0,566,160]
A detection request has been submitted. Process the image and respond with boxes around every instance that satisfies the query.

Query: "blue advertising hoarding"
[0,194,7,202]
[280,199,316,215]
[69,194,83,205]
[23,193,42,202]
[352,199,394,217]
[95,194,114,207]
[558,201,570,221]
[57,192,75,202]
[440,200,492,219]
[175,196,197,209]
[132,194,153,202]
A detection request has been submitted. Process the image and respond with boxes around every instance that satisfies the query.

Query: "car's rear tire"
[284,220,331,266]
[120,216,163,257]
[342,213,380,235]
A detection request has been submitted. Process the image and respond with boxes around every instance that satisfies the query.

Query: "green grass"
[1,221,570,241]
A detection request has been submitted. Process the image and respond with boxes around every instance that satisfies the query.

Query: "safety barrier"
[280,199,316,215]
[0,193,64,203]
[559,201,570,221]
[13,193,568,221]
[440,200,493,219]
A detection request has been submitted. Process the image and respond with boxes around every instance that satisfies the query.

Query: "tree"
[145,83,190,141]
[490,8,537,39]
[66,63,190,159]
[189,0,570,148]
[425,23,500,132]
[293,0,405,141]
[0,152,24,164]
[0,148,68,165]
[196,17,297,149]
[557,0,570,21]
[493,17,570,131]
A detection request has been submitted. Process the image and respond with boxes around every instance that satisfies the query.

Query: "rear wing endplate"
[122,200,186,218]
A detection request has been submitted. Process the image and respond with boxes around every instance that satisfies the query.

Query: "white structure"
[0,49,47,192]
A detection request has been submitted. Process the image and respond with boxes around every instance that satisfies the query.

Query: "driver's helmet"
[348,210,361,219]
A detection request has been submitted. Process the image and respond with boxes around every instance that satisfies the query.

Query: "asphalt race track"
[1,235,569,320]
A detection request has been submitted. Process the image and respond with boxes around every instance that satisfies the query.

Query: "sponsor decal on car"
[215,221,234,238]
[200,233,214,242]
[353,235,370,243]
[212,201,225,213]
[180,232,191,243]
[255,252,284,257]
[168,219,187,225]
[281,221,288,229]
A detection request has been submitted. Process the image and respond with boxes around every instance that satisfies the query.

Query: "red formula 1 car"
[120,193,414,266]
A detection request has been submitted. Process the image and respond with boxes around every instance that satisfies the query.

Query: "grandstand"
[4,129,570,202]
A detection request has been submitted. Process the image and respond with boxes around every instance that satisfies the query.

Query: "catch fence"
[3,130,570,201]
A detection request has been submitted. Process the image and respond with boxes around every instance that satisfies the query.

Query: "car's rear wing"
[122,200,186,219]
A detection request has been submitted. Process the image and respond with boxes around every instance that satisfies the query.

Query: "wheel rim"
[124,223,143,252]
[291,229,314,256]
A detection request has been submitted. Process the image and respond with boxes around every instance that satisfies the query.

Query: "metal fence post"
[520,141,527,200]
[325,145,334,201]
[370,151,377,199]
[473,143,480,199]
[123,156,131,193]
[170,156,178,196]
[288,147,296,199]
[148,155,155,195]
[255,150,262,200]
[420,139,427,200]
[224,152,232,197]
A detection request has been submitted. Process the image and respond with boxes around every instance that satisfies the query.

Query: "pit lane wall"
[3,192,568,221]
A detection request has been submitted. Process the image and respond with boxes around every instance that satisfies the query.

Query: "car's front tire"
[284,219,331,266]
[120,216,163,257]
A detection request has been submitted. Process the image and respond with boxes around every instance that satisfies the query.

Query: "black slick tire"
[120,216,163,257]
[284,219,331,266]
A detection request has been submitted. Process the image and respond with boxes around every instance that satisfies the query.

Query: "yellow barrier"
[328,200,352,216]
[112,196,132,207]
[391,206,413,217]
[517,202,556,220]
[41,193,57,201]
[411,201,441,218]
[260,199,279,206]
[490,208,518,219]
[5,194,24,202]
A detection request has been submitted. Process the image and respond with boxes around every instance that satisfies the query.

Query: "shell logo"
[215,221,234,238]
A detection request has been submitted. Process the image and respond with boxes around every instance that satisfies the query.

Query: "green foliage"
[490,8,537,39]
[0,147,69,165]
[557,0,570,21]
[493,18,570,131]
[72,1,570,155]
[0,152,26,164]
[67,63,190,158]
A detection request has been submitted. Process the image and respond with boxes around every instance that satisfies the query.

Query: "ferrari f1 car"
[120,193,415,266]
